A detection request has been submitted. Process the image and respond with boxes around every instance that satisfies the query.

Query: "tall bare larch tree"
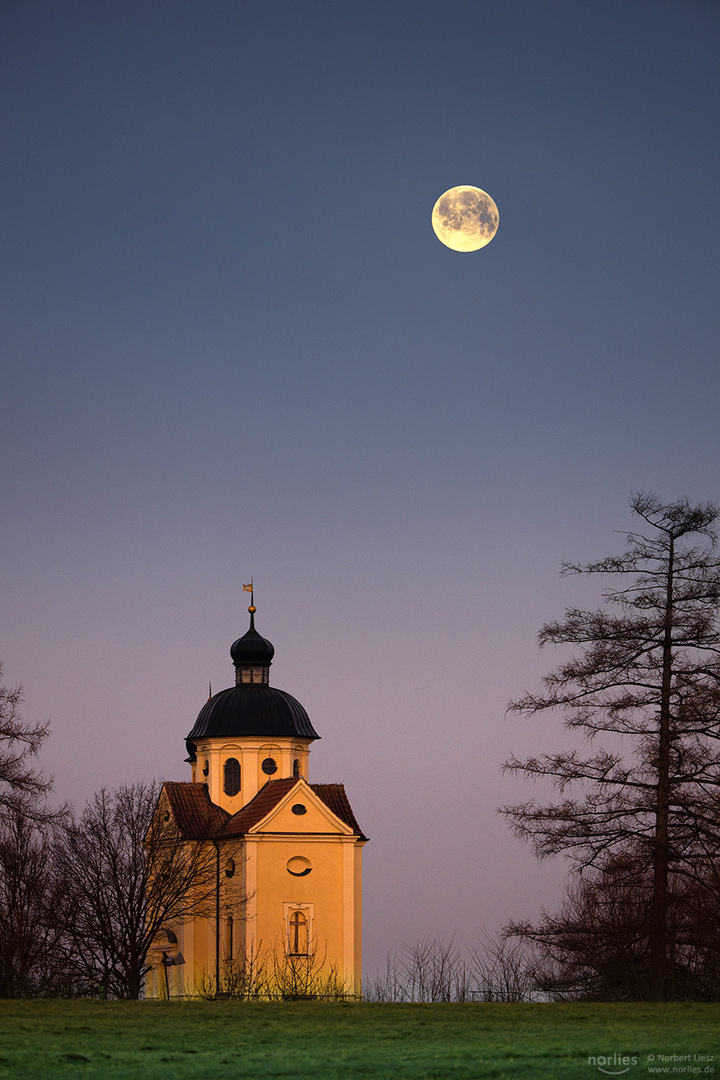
[503,494,720,1000]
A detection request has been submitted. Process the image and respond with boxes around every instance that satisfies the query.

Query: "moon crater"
[432,186,499,251]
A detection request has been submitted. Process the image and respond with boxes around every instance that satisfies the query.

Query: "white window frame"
[283,902,314,956]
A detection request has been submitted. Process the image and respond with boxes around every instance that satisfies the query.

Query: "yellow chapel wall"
[146,836,249,999]
[146,784,363,999]
[252,831,362,994]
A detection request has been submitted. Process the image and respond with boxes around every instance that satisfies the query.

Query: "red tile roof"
[163,781,229,839]
[220,778,367,839]
[310,783,367,839]
[222,778,298,837]
[162,778,366,841]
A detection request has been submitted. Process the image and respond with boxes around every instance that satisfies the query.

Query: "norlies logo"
[588,1053,639,1075]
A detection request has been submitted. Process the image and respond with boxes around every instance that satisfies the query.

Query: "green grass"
[0,1000,717,1079]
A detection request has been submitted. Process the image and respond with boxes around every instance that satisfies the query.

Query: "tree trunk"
[650,534,674,1000]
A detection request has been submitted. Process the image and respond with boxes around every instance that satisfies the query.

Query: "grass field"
[0,1000,717,1079]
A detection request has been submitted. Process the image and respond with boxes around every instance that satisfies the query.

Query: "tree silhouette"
[0,665,53,823]
[503,493,720,999]
[57,782,219,998]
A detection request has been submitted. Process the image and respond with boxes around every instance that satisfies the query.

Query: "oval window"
[287,856,312,877]
[224,758,241,797]
[225,858,236,878]
[261,757,278,775]
[291,803,307,816]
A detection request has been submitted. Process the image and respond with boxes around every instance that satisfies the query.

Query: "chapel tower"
[185,602,320,809]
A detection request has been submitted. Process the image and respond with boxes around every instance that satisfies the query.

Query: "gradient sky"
[2,0,719,974]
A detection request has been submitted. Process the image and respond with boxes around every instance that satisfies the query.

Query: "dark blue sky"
[2,0,719,971]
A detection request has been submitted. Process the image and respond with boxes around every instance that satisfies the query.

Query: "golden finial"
[243,580,255,615]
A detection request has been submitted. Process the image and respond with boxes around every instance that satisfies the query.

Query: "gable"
[255,781,352,835]
[222,777,363,838]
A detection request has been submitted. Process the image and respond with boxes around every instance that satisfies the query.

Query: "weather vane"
[243,579,255,613]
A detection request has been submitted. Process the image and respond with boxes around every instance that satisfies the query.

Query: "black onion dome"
[186,608,320,761]
[186,684,320,758]
[230,615,275,667]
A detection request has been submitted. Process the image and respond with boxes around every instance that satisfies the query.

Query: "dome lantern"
[230,605,274,685]
[186,599,320,765]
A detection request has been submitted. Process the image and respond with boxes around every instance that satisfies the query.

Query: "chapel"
[146,599,367,999]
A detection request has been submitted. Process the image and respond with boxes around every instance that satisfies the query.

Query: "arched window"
[288,911,308,956]
[293,758,301,778]
[224,758,241,797]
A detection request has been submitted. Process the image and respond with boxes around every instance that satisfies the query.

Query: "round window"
[291,803,307,816]
[287,856,312,877]
[261,757,278,775]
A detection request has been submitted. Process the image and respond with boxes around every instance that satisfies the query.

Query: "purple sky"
[2,0,720,974]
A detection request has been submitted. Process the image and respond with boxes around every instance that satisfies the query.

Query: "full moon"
[431,185,499,251]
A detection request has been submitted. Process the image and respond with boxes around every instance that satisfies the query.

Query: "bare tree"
[363,935,538,1002]
[0,665,76,996]
[364,937,468,1003]
[267,938,348,1001]
[0,666,53,823]
[0,812,74,997]
[392,936,469,1002]
[362,951,411,1003]
[57,782,219,998]
[508,846,720,1001]
[466,932,538,1002]
[199,942,270,1001]
[503,493,720,999]
[362,938,457,1003]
